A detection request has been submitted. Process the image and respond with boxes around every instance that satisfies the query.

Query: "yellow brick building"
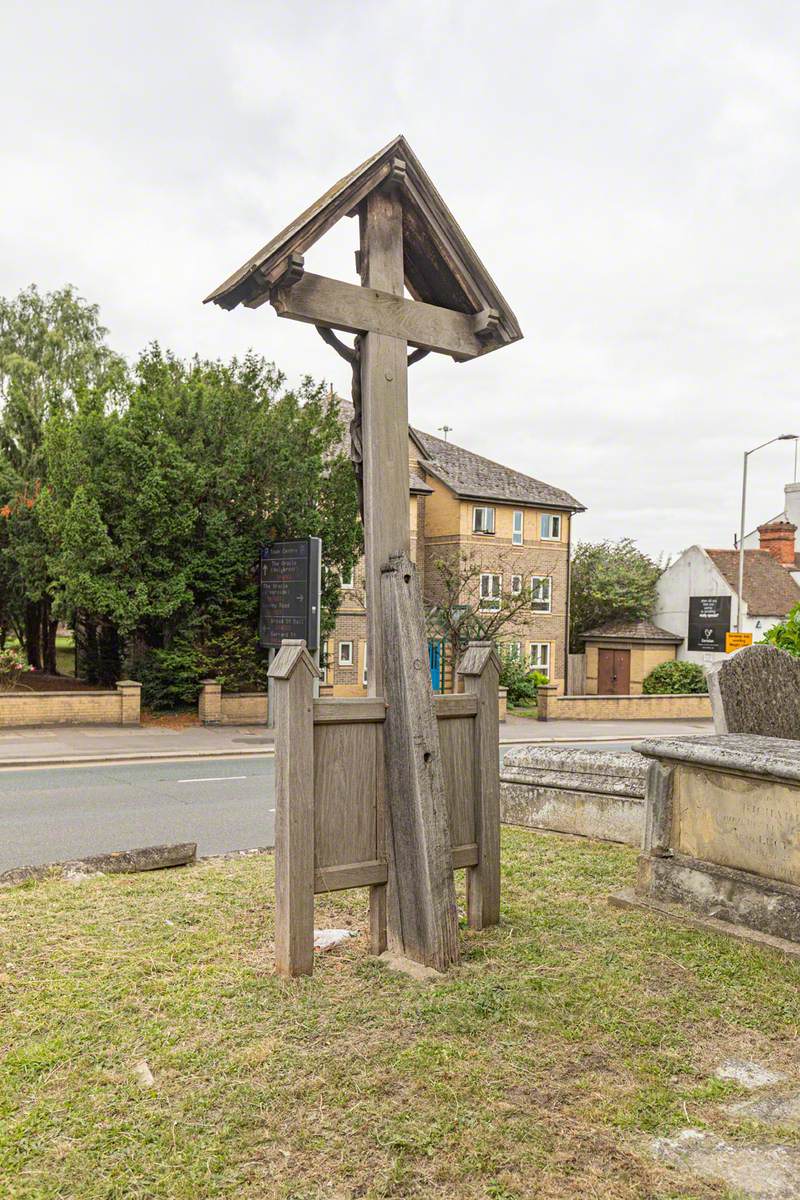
[324,409,585,695]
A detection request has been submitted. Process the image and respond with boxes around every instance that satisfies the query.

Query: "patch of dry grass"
[2,829,800,1198]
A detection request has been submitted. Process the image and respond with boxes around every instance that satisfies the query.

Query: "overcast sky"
[2,1,799,559]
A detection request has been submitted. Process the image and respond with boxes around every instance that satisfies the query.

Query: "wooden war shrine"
[206,135,522,974]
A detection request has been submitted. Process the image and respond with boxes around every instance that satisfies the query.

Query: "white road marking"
[176,775,247,784]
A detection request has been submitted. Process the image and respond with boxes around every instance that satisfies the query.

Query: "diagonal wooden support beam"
[271,270,496,360]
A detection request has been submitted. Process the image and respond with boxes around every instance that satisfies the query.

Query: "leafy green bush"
[0,646,31,691]
[135,626,271,710]
[499,653,548,707]
[762,603,800,656]
[642,660,708,695]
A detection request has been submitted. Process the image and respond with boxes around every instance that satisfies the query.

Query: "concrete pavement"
[0,714,714,768]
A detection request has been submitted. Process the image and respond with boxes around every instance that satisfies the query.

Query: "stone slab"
[611,888,800,962]
[500,746,646,846]
[728,1091,800,1129]
[378,951,445,983]
[716,1060,786,1090]
[672,764,800,887]
[638,733,800,785]
[652,1128,800,1199]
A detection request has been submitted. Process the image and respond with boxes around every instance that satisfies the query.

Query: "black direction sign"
[687,595,731,653]
[259,538,321,652]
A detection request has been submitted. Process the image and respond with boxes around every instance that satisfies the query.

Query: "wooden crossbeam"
[270,270,497,360]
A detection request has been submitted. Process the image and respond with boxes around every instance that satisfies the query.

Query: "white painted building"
[654,528,800,665]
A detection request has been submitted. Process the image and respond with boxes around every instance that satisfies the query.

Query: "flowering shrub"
[0,647,33,691]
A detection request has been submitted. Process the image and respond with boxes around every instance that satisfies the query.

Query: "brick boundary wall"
[0,680,141,727]
[199,682,268,725]
[537,685,711,721]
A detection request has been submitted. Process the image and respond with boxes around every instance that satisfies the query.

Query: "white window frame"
[320,646,329,684]
[530,575,552,613]
[338,640,354,667]
[362,642,368,687]
[479,572,502,611]
[472,505,496,535]
[511,574,523,596]
[340,565,354,589]
[540,513,561,541]
[529,642,550,676]
[512,510,524,545]
[506,641,522,660]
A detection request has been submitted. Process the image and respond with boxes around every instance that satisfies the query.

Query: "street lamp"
[737,434,799,631]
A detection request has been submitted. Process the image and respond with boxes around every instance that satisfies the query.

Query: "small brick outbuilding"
[580,619,683,695]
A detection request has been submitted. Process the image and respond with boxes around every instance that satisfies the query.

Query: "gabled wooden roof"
[205,135,522,352]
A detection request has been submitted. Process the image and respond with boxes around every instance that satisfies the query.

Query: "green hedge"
[642,660,708,695]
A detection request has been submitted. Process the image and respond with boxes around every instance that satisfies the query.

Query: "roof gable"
[204,135,521,353]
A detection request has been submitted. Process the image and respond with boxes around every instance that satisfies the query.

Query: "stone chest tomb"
[614,734,800,955]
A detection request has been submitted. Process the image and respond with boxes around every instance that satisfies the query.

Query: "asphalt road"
[0,757,276,873]
[0,739,645,873]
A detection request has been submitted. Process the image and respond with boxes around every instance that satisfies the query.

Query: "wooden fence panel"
[437,715,477,849]
[314,721,380,870]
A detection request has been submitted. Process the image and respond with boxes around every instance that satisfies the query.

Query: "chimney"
[758,520,797,567]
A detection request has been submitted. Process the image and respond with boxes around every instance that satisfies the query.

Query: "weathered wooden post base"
[381,554,459,971]
[458,642,501,929]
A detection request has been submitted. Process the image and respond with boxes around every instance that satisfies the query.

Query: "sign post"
[260,538,322,721]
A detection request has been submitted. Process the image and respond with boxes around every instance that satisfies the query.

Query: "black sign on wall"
[687,595,731,652]
[259,538,321,652]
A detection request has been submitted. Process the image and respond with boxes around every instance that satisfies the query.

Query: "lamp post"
[737,434,799,632]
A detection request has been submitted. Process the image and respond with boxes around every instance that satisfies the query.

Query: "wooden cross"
[207,136,521,970]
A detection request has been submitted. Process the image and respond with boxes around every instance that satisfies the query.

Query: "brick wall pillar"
[116,680,142,725]
[498,687,508,722]
[199,680,222,725]
[537,684,558,721]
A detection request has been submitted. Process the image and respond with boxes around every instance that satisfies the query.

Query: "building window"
[531,575,552,613]
[473,506,496,535]
[512,510,524,545]
[320,647,329,684]
[480,572,502,611]
[340,566,354,589]
[529,642,550,676]
[362,643,368,687]
[506,641,522,660]
[338,641,353,667]
[511,574,523,595]
[540,513,561,540]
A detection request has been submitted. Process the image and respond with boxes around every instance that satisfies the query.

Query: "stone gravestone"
[706,643,800,740]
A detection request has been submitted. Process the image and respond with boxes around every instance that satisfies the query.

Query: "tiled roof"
[581,618,683,643]
[334,396,584,511]
[707,548,800,617]
[411,428,585,511]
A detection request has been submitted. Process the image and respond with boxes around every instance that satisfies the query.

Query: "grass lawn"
[2,830,800,1199]
[6,635,76,678]
[508,702,538,719]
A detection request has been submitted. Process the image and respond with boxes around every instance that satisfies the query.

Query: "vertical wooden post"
[360,178,410,958]
[458,642,501,929]
[268,639,317,977]
[381,554,459,970]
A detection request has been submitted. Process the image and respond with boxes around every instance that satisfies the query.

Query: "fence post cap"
[115,679,142,689]
[268,639,317,681]
[457,641,500,678]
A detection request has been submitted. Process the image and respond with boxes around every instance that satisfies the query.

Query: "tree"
[0,284,124,670]
[424,549,539,681]
[569,538,664,653]
[761,602,800,656]
[41,347,362,702]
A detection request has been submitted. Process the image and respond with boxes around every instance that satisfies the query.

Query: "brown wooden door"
[598,648,631,695]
